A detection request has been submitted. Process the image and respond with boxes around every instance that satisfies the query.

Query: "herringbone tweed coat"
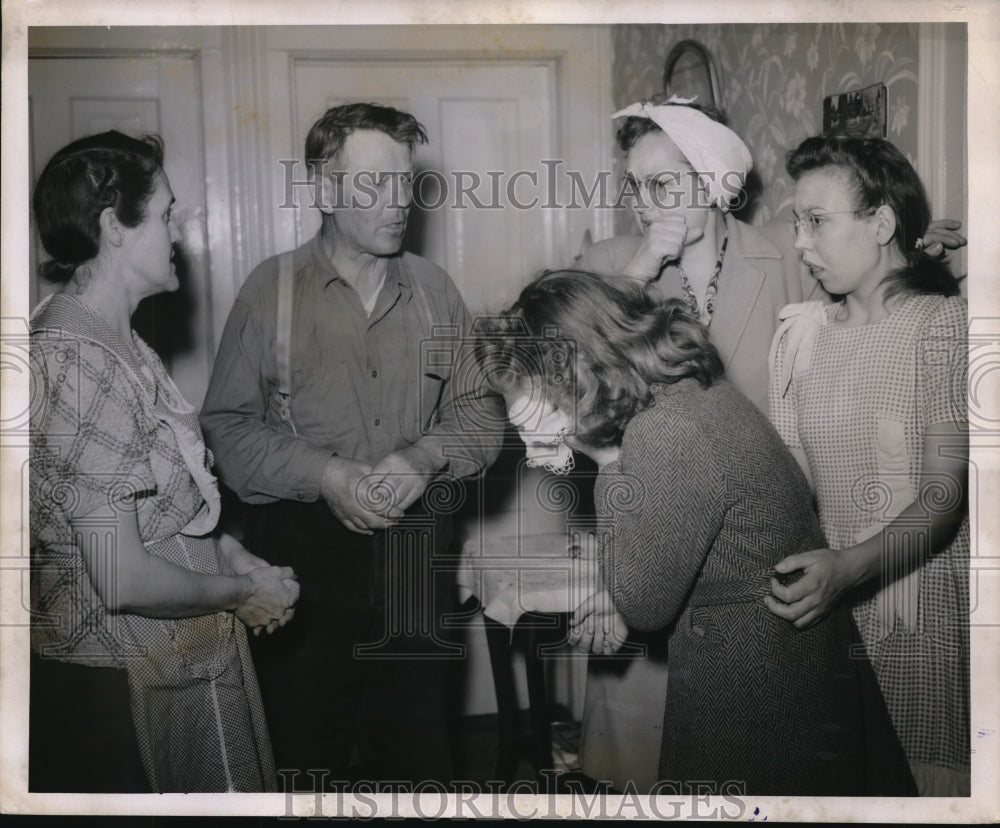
[595,377,912,795]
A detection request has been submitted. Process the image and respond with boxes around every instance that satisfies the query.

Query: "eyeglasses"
[790,207,875,238]
[623,171,704,209]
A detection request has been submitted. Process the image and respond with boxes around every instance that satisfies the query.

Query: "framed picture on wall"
[822,82,888,137]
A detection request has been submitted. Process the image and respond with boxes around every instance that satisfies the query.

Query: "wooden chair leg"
[483,615,519,782]
[525,621,555,776]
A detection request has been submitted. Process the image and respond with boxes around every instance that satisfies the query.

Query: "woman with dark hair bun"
[478,270,913,795]
[29,131,299,792]
[33,131,167,284]
[767,133,969,795]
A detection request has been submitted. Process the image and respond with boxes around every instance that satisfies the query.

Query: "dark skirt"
[30,653,149,793]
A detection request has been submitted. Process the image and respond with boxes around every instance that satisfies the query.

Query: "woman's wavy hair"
[786,133,961,301]
[33,130,165,283]
[475,270,724,448]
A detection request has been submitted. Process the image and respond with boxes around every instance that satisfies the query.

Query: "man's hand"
[622,214,703,282]
[923,219,966,259]
[235,565,300,635]
[321,455,395,535]
[369,444,441,515]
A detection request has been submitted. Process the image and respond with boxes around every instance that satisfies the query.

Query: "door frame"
[917,23,968,279]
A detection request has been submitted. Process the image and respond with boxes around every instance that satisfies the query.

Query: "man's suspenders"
[275,251,298,436]
[274,253,436,439]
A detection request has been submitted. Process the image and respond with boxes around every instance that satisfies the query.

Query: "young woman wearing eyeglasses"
[766,133,969,796]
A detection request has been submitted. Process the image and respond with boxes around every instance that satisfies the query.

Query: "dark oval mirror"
[663,40,720,108]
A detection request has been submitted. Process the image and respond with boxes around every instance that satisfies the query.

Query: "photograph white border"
[2,0,998,821]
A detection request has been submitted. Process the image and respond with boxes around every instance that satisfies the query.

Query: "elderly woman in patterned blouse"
[476,269,914,795]
[29,131,298,792]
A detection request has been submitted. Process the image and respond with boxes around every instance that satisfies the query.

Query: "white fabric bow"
[769,301,830,399]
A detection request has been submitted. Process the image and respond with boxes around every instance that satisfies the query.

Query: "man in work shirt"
[201,102,503,785]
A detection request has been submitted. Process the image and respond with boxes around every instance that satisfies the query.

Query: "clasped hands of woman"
[217,531,300,635]
[562,434,629,656]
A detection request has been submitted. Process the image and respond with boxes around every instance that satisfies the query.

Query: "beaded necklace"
[676,233,729,327]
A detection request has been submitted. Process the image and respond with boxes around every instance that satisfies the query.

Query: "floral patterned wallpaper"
[610,23,920,233]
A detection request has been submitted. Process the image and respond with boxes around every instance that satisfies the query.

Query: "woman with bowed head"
[767,134,970,796]
[477,270,914,795]
[29,131,298,792]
